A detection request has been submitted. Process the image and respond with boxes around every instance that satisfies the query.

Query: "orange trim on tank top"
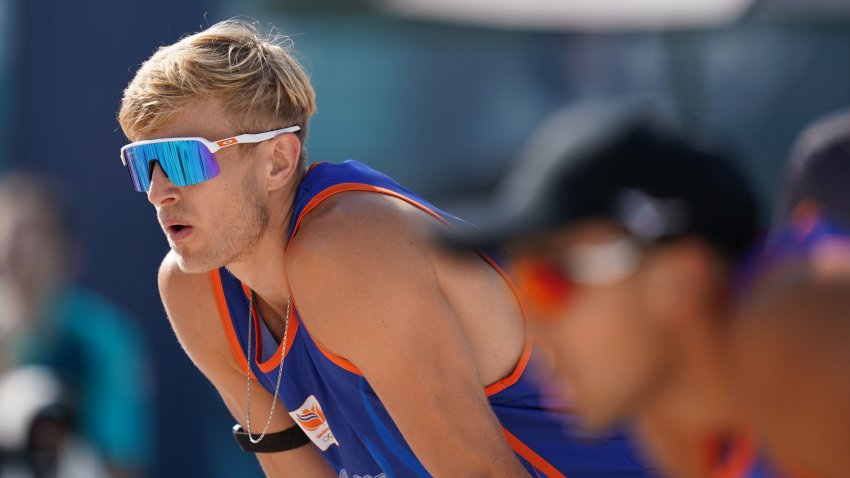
[502,427,568,478]
[289,183,452,241]
[238,284,300,374]
[479,254,533,396]
[209,270,257,380]
[291,299,364,376]
[287,182,532,391]
[485,338,533,396]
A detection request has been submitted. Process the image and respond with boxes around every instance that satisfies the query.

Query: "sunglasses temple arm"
[208,126,302,153]
[234,126,301,144]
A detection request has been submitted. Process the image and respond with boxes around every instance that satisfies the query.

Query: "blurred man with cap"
[731,108,850,478]
[443,101,780,478]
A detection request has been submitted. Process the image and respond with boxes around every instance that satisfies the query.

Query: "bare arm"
[158,252,335,477]
[288,194,531,477]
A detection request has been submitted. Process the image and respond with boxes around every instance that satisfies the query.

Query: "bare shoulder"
[285,191,442,345]
[158,250,218,325]
[157,250,234,369]
[286,190,525,386]
[288,191,437,266]
[158,250,212,298]
[284,193,529,475]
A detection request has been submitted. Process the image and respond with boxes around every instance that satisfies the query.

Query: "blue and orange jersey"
[210,160,650,477]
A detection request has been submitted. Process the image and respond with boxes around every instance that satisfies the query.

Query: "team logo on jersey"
[290,395,339,451]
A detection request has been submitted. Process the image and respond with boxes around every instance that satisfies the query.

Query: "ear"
[263,133,302,192]
[639,238,718,329]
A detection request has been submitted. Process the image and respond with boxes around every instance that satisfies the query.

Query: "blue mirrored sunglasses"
[119,126,301,192]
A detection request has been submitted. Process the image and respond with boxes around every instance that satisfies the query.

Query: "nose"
[147,162,179,206]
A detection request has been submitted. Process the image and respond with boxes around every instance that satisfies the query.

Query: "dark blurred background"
[0,0,847,476]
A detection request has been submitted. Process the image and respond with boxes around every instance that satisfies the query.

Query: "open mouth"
[166,224,193,241]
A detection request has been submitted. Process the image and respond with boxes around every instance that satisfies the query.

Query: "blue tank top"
[210,160,650,477]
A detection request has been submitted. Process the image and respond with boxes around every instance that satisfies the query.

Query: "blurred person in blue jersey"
[442,102,793,478]
[731,109,850,478]
[116,19,652,478]
[0,172,152,478]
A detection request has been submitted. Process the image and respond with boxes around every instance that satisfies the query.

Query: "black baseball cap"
[442,100,760,262]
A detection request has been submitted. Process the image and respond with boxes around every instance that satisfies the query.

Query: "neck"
[634,314,742,477]
[226,185,298,316]
[653,358,738,435]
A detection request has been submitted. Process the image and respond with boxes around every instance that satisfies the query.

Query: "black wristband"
[232,424,311,453]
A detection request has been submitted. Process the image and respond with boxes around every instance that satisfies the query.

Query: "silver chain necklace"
[244,289,291,444]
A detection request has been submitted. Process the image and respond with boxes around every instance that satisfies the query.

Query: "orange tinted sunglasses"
[512,236,643,321]
[513,258,575,321]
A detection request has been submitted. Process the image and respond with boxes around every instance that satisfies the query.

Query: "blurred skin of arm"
[158,252,336,477]
[287,193,531,478]
[733,263,850,478]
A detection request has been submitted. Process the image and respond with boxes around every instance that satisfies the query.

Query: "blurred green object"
[11,286,153,471]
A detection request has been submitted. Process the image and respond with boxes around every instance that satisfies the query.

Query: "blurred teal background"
[0,0,847,476]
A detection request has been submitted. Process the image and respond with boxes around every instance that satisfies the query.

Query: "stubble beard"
[174,173,270,274]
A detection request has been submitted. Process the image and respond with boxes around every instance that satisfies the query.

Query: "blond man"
[117,20,651,477]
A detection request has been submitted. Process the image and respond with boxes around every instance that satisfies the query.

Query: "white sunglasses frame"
[562,235,643,286]
[119,125,301,166]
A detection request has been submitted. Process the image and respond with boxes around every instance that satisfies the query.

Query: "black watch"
[232,424,312,453]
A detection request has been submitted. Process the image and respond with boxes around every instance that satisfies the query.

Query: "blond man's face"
[141,99,270,274]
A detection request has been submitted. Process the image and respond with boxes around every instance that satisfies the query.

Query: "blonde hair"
[118,19,316,165]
